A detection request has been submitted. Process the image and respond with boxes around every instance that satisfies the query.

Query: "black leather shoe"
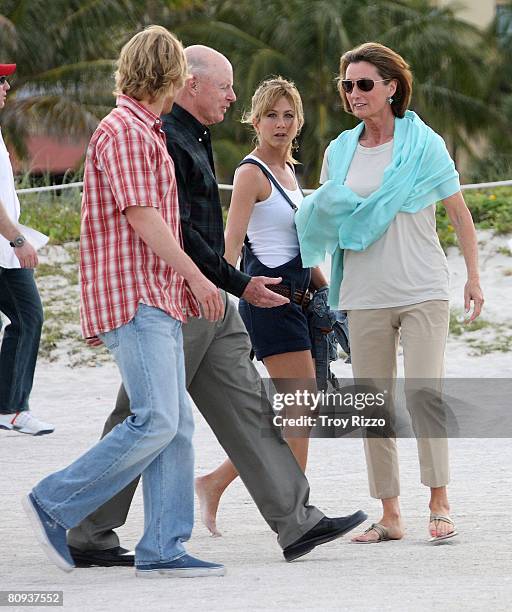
[283,511,368,562]
[69,546,134,567]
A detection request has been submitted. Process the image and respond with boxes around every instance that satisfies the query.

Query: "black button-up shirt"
[162,104,251,297]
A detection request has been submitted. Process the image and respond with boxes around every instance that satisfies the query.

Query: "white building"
[434,0,509,29]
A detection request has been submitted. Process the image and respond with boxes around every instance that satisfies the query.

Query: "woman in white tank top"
[194,78,329,536]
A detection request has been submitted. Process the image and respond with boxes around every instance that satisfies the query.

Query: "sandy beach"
[1,233,511,611]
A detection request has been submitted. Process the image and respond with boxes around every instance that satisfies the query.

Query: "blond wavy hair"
[242,77,304,164]
[114,25,187,102]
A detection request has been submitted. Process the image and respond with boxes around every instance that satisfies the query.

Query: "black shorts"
[238,249,311,361]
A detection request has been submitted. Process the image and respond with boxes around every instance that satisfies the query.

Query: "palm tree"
[174,0,504,185]
[467,0,512,180]
[0,0,192,162]
[1,0,507,183]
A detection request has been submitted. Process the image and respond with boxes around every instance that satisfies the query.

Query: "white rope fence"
[16,182,84,195]
[15,178,512,196]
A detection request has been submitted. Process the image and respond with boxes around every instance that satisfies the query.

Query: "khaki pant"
[347,300,450,499]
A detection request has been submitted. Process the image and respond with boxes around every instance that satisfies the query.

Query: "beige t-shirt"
[320,140,449,310]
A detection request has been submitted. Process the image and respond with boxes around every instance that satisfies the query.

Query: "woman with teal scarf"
[296,42,484,544]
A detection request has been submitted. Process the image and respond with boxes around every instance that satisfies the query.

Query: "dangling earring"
[292,137,299,152]
[387,96,394,105]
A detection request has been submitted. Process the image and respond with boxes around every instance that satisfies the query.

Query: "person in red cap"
[0,62,54,435]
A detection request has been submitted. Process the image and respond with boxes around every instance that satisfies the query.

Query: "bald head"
[185,45,231,77]
[174,45,236,126]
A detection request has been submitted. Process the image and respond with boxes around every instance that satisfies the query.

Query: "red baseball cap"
[0,64,16,76]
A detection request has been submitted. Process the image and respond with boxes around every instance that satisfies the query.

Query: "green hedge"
[19,189,82,244]
[437,189,512,250]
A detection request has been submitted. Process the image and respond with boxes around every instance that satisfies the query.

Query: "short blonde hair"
[114,25,187,102]
[242,77,304,164]
[337,42,413,118]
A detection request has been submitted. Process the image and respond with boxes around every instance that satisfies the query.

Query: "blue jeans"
[0,267,43,414]
[32,304,195,564]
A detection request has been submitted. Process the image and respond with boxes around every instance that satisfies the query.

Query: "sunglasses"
[0,76,9,85]
[341,78,388,94]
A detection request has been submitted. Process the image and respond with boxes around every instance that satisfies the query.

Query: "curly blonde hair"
[242,76,304,164]
[114,25,187,102]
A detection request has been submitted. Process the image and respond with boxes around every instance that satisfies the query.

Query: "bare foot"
[195,475,223,537]
[351,518,404,543]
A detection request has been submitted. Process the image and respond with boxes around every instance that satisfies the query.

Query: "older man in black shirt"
[164,103,274,300]
[68,45,366,567]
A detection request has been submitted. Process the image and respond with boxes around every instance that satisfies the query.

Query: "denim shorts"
[239,248,311,361]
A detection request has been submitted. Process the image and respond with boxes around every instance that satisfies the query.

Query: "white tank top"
[244,155,303,268]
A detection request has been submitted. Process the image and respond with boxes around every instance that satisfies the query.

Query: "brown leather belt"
[267,283,312,308]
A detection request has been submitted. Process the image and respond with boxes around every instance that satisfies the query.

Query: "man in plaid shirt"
[23,26,226,579]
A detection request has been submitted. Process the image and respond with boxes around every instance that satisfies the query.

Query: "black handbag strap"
[237,157,303,211]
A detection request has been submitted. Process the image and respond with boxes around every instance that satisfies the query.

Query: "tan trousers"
[347,300,450,499]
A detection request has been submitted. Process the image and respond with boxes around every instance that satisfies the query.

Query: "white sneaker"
[0,411,54,435]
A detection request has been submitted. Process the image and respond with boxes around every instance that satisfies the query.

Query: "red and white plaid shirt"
[79,94,199,339]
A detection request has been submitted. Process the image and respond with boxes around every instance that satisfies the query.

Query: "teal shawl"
[295,110,460,308]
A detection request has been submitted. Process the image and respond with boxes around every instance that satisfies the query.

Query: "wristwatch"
[9,234,26,248]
